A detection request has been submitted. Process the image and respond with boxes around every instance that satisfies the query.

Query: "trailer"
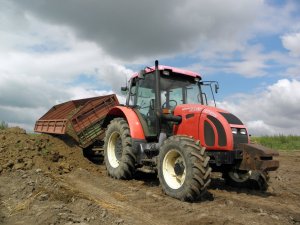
[34,94,119,148]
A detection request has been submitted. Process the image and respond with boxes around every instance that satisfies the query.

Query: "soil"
[0,127,300,225]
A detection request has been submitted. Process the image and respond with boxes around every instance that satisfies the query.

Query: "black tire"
[104,118,136,179]
[223,169,269,191]
[158,135,211,202]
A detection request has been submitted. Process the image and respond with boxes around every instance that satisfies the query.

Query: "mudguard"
[105,106,146,140]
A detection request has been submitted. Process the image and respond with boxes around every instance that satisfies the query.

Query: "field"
[252,135,300,151]
[0,127,300,225]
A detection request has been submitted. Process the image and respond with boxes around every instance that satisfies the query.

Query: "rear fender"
[103,106,146,140]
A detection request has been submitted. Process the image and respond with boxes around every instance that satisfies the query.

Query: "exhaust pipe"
[155,60,162,133]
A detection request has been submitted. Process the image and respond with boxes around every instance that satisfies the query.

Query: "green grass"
[0,121,8,130]
[251,135,300,151]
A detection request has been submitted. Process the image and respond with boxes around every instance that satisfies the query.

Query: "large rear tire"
[104,118,136,179]
[158,135,211,202]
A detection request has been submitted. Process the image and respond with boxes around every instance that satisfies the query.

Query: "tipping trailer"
[35,61,279,202]
[35,94,119,148]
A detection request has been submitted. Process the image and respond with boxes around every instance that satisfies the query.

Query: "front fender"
[104,106,145,140]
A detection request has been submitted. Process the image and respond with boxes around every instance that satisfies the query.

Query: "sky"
[0,0,299,136]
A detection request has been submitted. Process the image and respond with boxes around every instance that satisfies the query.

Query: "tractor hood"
[173,104,249,151]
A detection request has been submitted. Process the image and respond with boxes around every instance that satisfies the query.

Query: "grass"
[251,135,300,151]
[0,121,8,130]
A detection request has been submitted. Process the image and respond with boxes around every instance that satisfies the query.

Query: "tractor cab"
[122,65,219,139]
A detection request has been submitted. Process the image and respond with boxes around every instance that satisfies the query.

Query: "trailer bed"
[34,94,119,148]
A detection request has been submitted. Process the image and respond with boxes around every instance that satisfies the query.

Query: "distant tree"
[0,121,8,130]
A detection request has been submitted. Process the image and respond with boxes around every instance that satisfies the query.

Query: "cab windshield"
[160,74,201,106]
[128,72,216,113]
[159,73,216,108]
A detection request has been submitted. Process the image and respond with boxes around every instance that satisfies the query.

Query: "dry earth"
[0,127,299,225]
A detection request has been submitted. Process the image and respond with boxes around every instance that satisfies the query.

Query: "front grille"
[233,133,248,149]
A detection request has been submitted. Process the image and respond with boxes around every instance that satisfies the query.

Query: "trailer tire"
[158,135,211,202]
[104,118,136,179]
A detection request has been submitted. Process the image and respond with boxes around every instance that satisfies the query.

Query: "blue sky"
[0,0,299,135]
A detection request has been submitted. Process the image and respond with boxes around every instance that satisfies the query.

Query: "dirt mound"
[0,128,123,225]
[0,127,101,175]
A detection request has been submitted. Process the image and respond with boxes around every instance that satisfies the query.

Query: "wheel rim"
[162,149,186,189]
[107,131,122,168]
[228,170,252,182]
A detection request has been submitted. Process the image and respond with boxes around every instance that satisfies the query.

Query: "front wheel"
[223,169,269,191]
[104,118,136,179]
[158,136,211,202]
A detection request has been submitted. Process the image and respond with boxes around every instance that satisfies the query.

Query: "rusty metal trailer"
[34,94,119,148]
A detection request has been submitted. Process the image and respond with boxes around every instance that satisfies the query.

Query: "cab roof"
[132,65,202,79]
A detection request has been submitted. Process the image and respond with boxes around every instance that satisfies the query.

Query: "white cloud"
[0,7,132,130]
[66,88,126,104]
[192,44,291,78]
[10,0,273,61]
[286,65,300,78]
[218,79,300,135]
[281,32,300,57]
[280,32,300,78]
[253,1,298,35]
[225,46,269,77]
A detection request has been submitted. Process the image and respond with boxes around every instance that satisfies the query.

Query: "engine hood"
[173,104,249,151]
[174,104,241,125]
[174,104,228,115]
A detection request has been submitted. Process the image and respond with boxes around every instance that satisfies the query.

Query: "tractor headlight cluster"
[231,128,247,135]
[240,128,247,135]
[231,128,238,134]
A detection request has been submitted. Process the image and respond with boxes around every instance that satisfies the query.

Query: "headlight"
[232,128,247,135]
[240,128,247,135]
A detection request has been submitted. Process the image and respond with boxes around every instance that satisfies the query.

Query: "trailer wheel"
[223,169,269,191]
[104,118,136,179]
[158,136,211,202]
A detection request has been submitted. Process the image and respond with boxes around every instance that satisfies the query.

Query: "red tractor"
[102,60,279,201]
[35,60,279,201]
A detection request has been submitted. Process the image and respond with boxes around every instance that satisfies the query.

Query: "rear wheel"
[104,118,136,179]
[158,136,211,202]
[223,169,269,191]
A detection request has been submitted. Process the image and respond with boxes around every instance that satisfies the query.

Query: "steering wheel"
[162,100,177,109]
